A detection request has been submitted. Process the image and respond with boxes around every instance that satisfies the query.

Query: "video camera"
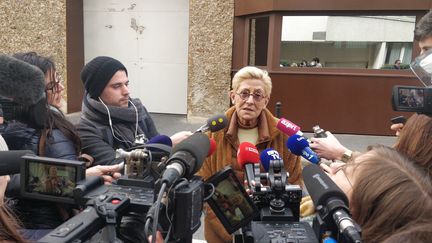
[204,161,317,242]
[36,133,210,243]
[391,48,432,115]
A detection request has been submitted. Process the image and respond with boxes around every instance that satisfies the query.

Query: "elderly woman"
[322,145,432,242]
[197,66,302,243]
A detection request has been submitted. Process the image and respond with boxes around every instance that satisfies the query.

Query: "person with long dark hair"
[1,52,121,241]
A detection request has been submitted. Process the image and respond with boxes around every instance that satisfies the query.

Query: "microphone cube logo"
[279,119,300,133]
[266,150,281,160]
[245,146,259,155]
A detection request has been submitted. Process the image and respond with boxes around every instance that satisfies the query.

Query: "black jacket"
[77,95,159,165]
[2,120,76,229]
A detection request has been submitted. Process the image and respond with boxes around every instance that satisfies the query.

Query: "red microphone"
[207,138,217,157]
[276,118,303,137]
[237,142,260,188]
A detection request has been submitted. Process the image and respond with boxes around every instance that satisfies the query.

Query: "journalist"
[1,53,121,241]
[391,10,432,135]
[197,66,302,243]
[77,56,192,166]
[321,145,432,242]
[0,134,27,243]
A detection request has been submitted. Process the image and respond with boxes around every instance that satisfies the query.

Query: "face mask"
[410,48,432,87]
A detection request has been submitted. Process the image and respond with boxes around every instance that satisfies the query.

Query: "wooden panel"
[66,0,84,113]
[235,0,432,16]
[268,72,419,135]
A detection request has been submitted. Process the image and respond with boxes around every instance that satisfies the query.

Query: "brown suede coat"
[197,106,302,243]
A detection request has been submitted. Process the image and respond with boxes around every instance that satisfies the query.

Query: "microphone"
[207,138,217,157]
[0,55,47,128]
[146,135,173,153]
[237,142,260,188]
[195,114,228,133]
[0,55,46,106]
[287,134,320,164]
[0,150,35,175]
[303,164,361,243]
[259,148,282,172]
[276,118,303,137]
[161,133,210,186]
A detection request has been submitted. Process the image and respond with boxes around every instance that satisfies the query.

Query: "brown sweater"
[197,106,302,243]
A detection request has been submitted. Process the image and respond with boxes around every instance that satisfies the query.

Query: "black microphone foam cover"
[0,150,35,175]
[0,55,46,105]
[302,164,349,207]
[170,133,210,174]
[207,114,228,132]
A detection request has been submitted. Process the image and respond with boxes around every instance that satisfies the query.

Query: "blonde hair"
[231,66,272,97]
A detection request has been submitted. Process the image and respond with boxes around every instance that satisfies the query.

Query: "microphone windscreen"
[276,118,301,136]
[171,133,210,174]
[207,114,228,132]
[0,55,46,105]
[302,164,349,207]
[148,135,173,147]
[207,138,217,157]
[286,134,309,155]
[237,142,260,169]
[260,148,282,172]
[0,150,35,175]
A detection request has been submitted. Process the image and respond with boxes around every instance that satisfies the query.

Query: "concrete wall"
[0,0,68,109]
[188,0,234,118]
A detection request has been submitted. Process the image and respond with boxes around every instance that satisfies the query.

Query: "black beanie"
[80,56,128,98]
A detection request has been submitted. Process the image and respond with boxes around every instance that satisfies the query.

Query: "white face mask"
[410,49,432,87]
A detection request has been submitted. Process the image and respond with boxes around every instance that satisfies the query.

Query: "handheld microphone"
[276,118,303,137]
[287,134,320,164]
[259,148,282,172]
[146,135,173,153]
[195,114,228,133]
[161,133,210,186]
[207,138,217,157]
[0,150,35,175]
[303,164,362,243]
[237,142,260,188]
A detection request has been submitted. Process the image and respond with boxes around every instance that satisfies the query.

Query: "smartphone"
[205,166,259,234]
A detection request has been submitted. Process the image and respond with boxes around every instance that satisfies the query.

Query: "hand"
[0,175,10,203]
[320,162,345,175]
[148,230,164,243]
[85,164,121,184]
[310,131,348,161]
[390,123,404,137]
[170,131,193,147]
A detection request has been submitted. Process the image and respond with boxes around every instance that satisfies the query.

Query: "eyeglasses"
[236,90,266,102]
[45,72,63,92]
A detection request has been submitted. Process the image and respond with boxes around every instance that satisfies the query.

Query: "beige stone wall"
[188,0,234,118]
[0,0,67,108]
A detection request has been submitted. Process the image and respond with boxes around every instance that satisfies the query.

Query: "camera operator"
[391,11,432,135]
[1,53,121,241]
[197,66,302,243]
[318,145,432,242]
[308,11,432,178]
[77,56,192,166]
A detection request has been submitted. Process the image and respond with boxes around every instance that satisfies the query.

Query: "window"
[249,16,269,66]
[279,16,416,69]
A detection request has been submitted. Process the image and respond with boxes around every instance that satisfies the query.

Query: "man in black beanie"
[77,56,192,166]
